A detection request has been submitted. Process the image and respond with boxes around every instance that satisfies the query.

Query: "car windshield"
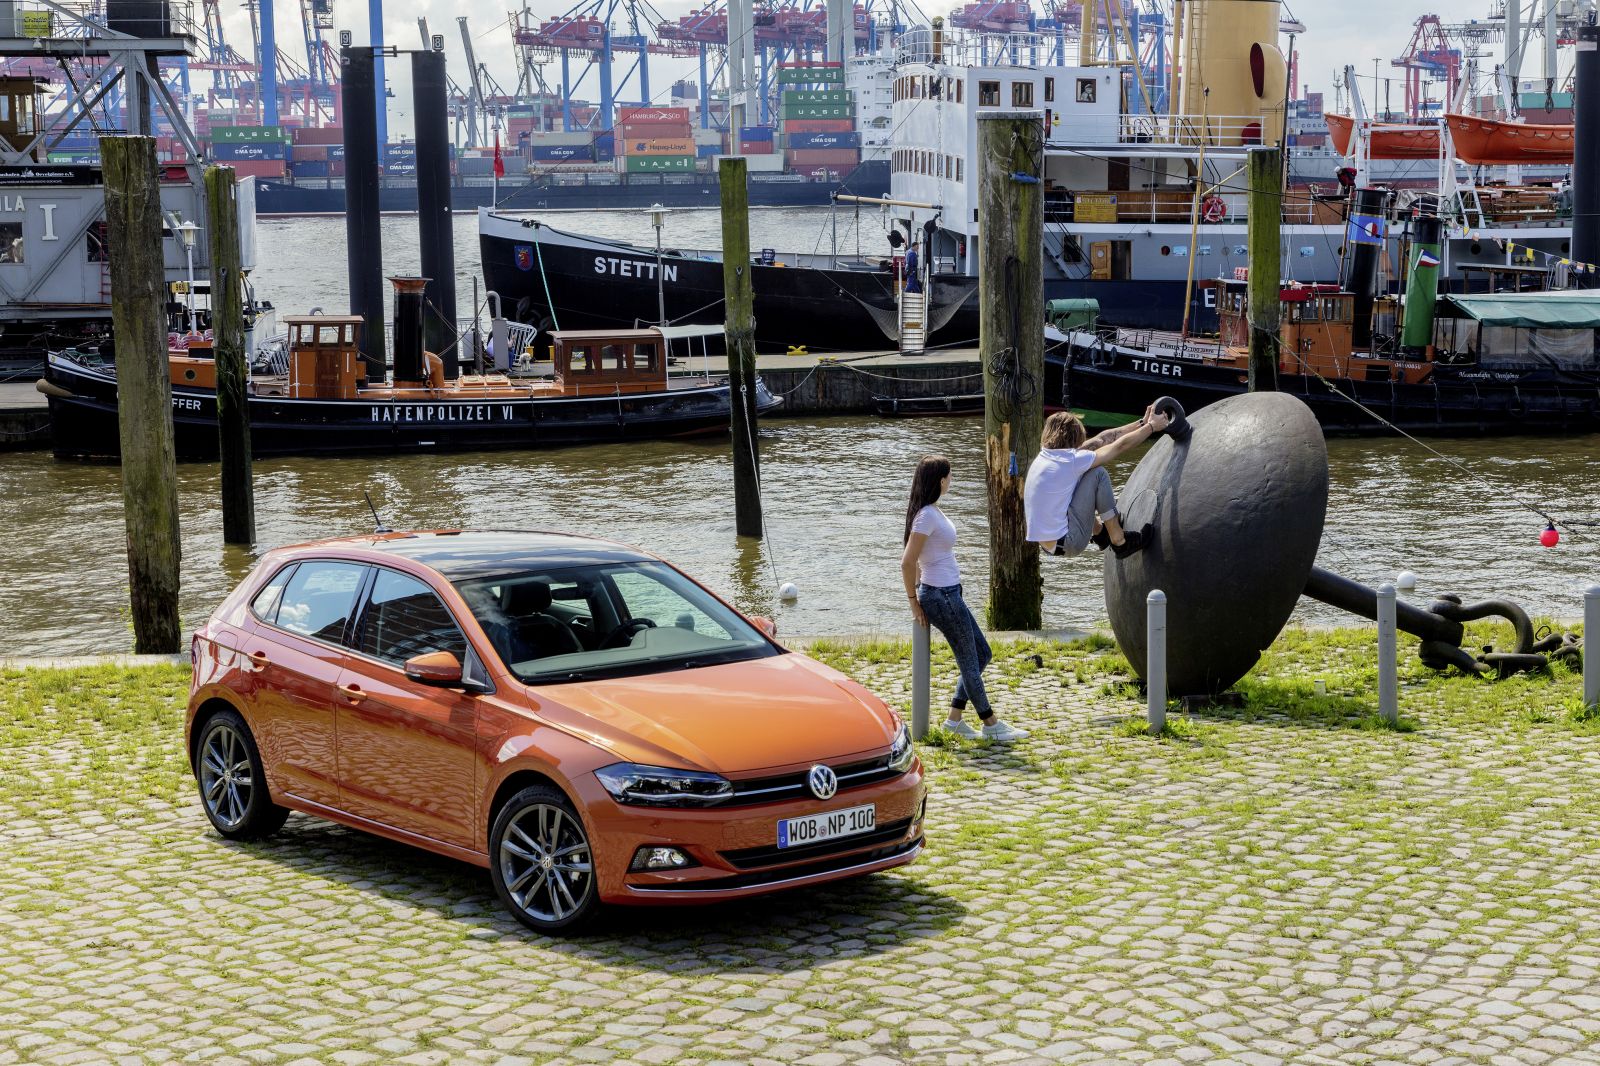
[454,560,777,684]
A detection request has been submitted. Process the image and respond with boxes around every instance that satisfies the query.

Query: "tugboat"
[42,277,780,460]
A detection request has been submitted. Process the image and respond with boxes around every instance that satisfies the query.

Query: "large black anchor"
[1105,393,1584,697]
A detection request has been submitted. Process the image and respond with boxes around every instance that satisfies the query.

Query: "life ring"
[1201,196,1227,223]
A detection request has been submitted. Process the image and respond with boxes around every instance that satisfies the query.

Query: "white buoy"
[778,582,799,602]
[1396,571,1418,591]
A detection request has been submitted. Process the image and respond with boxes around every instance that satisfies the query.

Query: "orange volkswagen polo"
[187,530,925,933]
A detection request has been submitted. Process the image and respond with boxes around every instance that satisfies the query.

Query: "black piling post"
[412,47,458,373]
[341,46,386,381]
[1573,24,1600,286]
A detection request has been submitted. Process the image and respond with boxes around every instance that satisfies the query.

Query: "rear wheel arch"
[189,695,247,772]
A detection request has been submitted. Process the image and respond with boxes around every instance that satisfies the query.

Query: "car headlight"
[594,763,734,807]
[887,722,915,773]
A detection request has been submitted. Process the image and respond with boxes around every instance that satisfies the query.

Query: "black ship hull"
[44,356,781,461]
[255,162,890,216]
[1058,338,1600,436]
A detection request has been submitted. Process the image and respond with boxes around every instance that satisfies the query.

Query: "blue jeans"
[917,582,993,719]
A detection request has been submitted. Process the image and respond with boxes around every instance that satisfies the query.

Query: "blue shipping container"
[291,160,329,178]
[594,133,614,150]
[327,144,345,161]
[211,141,288,161]
[532,144,592,161]
[385,143,417,161]
[595,145,615,162]
[785,131,860,150]
[696,144,721,158]
[739,126,774,142]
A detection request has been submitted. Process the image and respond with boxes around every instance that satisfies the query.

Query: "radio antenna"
[364,491,393,534]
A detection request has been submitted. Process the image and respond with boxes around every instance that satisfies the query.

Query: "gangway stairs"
[899,289,926,352]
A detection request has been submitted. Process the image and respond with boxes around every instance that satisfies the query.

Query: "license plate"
[777,803,876,849]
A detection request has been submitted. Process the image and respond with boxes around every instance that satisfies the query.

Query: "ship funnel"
[1400,213,1444,354]
[1573,24,1599,288]
[1346,187,1387,351]
[932,16,943,63]
[390,277,430,384]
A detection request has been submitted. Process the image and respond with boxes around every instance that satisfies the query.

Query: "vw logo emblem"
[807,764,838,800]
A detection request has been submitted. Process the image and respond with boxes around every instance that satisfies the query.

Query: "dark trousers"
[916,582,993,719]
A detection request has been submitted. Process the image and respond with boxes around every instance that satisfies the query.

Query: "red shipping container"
[291,144,330,161]
[617,121,692,140]
[229,160,289,180]
[293,126,345,145]
[786,148,860,166]
[782,118,855,133]
[329,160,346,177]
[617,105,691,124]
[738,141,775,154]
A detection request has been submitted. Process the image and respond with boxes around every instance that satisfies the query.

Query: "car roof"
[279,529,658,581]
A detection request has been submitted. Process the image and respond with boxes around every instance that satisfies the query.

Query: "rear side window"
[357,569,468,666]
[250,564,297,623]
[275,561,367,644]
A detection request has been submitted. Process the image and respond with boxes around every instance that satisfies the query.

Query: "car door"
[334,567,481,851]
[242,559,370,810]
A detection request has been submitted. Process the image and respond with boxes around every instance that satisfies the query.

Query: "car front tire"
[195,709,290,840]
[490,785,600,935]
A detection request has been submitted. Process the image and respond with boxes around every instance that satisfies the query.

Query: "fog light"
[629,845,695,871]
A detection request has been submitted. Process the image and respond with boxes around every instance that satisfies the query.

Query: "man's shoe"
[944,718,981,739]
[1113,524,1155,559]
[1090,527,1112,551]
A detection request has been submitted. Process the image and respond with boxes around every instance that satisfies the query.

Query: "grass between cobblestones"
[2,625,1599,1066]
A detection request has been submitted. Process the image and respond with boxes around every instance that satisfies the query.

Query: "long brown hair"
[1041,411,1088,450]
[904,455,952,543]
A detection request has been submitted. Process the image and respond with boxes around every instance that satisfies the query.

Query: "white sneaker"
[943,718,981,739]
[981,719,1029,742]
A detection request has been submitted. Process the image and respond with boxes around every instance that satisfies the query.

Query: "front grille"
[719,817,915,870]
[728,755,900,805]
[630,836,923,892]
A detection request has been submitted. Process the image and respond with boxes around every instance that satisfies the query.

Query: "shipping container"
[778,63,845,85]
[775,118,855,134]
[327,145,345,161]
[229,160,289,180]
[211,140,288,161]
[524,130,593,147]
[617,121,693,142]
[211,125,291,143]
[618,154,695,173]
[595,144,616,162]
[738,125,774,142]
[292,126,345,146]
[291,144,330,161]
[290,160,330,178]
[618,137,696,156]
[785,130,860,150]
[785,148,860,167]
[713,153,784,172]
[696,144,722,159]
[329,160,346,178]
[738,141,776,155]
[533,144,594,161]
[781,103,856,121]
[617,106,691,125]
[385,143,417,160]
[782,89,853,105]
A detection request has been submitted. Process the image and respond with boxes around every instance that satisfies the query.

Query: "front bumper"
[576,760,927,905]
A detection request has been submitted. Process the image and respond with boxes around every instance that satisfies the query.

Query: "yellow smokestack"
[1178,0,1287,146]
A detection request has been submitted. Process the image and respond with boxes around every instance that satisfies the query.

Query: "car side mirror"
[751,615,777,639]
[405,651,464,686]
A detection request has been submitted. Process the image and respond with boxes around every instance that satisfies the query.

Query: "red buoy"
[1540,524,1560,548]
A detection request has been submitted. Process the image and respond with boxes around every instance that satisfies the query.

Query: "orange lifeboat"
[1444,113,1575,166]
[1325,113,1442,160]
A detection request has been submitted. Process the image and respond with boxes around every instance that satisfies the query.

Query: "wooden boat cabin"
[548,329,668,396]
[1215,278,1426,382]
[283,315,372,398]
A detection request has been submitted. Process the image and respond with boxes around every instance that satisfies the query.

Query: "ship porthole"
[184,369,196,381]
[1470,241,1483,256]
[1160,245,1171,256]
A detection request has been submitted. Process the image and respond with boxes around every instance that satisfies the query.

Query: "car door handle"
[338,683,368,703]
[246,651,272,671]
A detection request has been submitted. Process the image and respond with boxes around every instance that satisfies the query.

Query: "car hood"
[531,653,896,773]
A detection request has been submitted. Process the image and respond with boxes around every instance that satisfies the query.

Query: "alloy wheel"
[497,802,594,924]
[199,723,254,830]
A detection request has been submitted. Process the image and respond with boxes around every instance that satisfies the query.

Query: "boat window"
[957,158,963,183]
[599,343,627,371]
[1013,82,1035,108]
[86,220,108,263]
[632,342,658,373]
[354,568,468,668]
[568,345,593,372]
[0,222,22,263]
[1045,77,1055,103]
[318,325,342,345]
[979,81,1000,107]
[274,561,368,645]
[956,80,964,104]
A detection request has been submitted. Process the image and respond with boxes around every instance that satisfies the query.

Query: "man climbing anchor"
[1024,405,1168,559]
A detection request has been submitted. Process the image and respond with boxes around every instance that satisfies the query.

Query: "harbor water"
[0,209,1595,655]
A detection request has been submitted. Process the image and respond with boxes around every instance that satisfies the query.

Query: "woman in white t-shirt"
[898,455,1028,742]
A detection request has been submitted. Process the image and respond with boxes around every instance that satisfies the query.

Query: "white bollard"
[1147,589,1167,734]
[912,620,931,740]
[1377,582,1399,726]
[1586,585,1600,711]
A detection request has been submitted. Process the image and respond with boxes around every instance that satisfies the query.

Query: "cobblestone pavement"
[3,631,1599,1066]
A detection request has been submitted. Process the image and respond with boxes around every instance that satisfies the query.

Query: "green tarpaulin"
[1440,292,1600,330]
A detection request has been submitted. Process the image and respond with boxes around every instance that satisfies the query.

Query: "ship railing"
[1048,113,1282,150]
[896,30,1062,69]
